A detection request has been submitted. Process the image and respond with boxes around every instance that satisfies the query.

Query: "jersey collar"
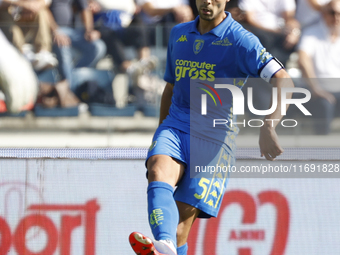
[189,11,233,37]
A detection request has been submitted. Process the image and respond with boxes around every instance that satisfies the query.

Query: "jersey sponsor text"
[175,59,216,82]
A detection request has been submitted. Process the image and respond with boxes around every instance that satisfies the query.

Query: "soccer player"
[129,0,294,255]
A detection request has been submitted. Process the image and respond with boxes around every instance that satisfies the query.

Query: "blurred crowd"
[0,0,339,134]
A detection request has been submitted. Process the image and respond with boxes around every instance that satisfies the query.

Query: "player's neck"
[198,12,227,35]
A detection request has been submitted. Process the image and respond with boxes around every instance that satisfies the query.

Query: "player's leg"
[147,154,185,248]
[173,137,235,255]
[149,155,185,252]
[130,155,184,255]
[176,201,200,255]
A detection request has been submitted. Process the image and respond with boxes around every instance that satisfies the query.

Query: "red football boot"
[129,232,177,255]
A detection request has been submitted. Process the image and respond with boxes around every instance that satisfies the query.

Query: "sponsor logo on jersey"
[149,141,157,151]
[212,37,232,46]
[175,59,216,82]
[176,35,188,42]
[193,39,204,54]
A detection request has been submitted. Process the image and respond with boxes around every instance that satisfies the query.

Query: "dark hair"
[225,0,239,10]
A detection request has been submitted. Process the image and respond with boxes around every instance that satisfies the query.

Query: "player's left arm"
[259,69,294,161]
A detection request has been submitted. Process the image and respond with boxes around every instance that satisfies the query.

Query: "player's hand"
[259,126,284,161]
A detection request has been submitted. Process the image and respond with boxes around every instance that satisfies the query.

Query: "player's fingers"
[267,143,283,158]
[266,154,275,161]
[260,148,270,158]
[277,146,284,154]
[268,152,277,160]
[274,145,284,156]
[263,146,279,160]
[262,151,274,161]
[269,149,279,158]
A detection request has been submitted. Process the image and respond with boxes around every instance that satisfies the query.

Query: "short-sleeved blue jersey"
[162,13,273,152]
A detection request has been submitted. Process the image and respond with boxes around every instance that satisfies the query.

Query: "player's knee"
[147,165,163,181]
[149,169,184,188]
[147,164,174,185]
[146,156,183,185]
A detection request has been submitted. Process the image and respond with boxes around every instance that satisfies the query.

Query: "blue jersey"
[162,13,274,152]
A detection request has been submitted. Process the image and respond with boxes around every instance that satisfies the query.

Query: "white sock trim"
[159,239,177,254]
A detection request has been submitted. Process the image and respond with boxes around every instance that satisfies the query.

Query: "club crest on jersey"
[193,39,204,55]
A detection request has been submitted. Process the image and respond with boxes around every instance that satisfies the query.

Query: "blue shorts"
[146,125,235,218]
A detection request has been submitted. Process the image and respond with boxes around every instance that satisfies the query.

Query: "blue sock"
[177,243,188,255]
[147,181,178,249]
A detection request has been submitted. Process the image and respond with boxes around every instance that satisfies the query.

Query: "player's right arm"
[158,82,174,126]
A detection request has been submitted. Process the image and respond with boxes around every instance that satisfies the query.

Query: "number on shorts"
[194,178,210,199]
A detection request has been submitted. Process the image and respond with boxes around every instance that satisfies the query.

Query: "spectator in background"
[137,0,193,25]
[239,0,300,66]
[49,0,106,91]
[0,28,38,113]
[89,0,161,110]
[0,0,58,71]
[298,0,340,135]
[136,0,194,47]
[238,0,300,117]
[0,27,80,113]
[89,0,140,73]
[296,0,331,31]
[130,0,194,86]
